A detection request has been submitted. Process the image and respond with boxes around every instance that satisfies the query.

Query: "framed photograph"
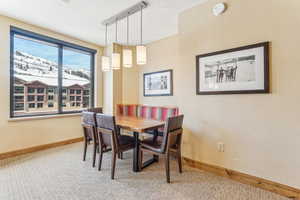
[143,69,173,96]
[196,42,269,95]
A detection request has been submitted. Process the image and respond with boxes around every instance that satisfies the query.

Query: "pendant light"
[136,6,147,65]
[123,15,133,68]
[101,24,110,72]
[111,19,121,70]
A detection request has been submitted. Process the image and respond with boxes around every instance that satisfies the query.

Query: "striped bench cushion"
[117,104,137,117]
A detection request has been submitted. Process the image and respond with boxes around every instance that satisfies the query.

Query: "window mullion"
[58,45,63,114]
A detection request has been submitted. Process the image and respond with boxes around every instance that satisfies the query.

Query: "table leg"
[133,131,139,172]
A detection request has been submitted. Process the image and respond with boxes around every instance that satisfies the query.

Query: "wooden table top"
[115,116,165,133]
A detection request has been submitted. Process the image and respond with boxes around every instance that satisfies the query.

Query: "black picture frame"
[196,42,270,95]
[143,69,173,97]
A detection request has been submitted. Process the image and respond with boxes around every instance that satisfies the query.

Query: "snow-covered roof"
[14,51,90,87]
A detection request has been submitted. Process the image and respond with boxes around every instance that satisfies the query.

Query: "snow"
[14,51,90,87]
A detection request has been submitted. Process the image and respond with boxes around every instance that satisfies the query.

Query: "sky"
[14,36,91,70]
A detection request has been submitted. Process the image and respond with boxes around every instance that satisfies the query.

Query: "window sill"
[8,113,82,122]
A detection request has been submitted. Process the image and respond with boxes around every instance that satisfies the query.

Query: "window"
[10,27,96,118]
[14,86,24,94]
[37,88,45,94]
[83,89,89,95]
[48,88,55,93]
[70,96,75,101]
[62,47,93,112]
[48,102,54,108]
[37,103,43,108]
[28,103,35,108]
[37,96,44,101]
[27,95,35,102]
[14,96,24,102]
[14,103,24,111]
[83,96,89,108]
[48,95,54,100]
[28,88,35,93]
[70,89,75,94]
[76,96,81,101]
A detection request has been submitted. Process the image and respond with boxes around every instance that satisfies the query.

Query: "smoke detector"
[213,3,227,16]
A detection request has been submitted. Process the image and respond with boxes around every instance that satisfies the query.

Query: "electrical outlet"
[217,142,225,152]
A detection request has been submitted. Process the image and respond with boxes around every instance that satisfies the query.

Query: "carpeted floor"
[0,143,288,200]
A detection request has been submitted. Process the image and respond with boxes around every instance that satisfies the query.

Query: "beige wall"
[0,15,103,153]
[103,44,139,115]
[122,45,139,104]
[139,0,300,188]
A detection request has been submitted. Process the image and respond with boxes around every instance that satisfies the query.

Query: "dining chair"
[139,115,184,183]
[96,114,135,179]
[81,111,98,167]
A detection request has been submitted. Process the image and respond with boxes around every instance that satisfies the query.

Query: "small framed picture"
[143,69,173,96]
[196,42,269,95]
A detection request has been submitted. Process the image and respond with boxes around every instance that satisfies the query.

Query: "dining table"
[115,115,165,172]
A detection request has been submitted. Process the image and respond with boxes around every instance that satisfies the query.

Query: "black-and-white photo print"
[144,69,173,96]
[196,42,269,95]
[204,55,256,85]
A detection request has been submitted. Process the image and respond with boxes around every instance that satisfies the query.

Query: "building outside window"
[11,27,96,118]
[70,96,75,101]
[70,89,75,94]
[28,103,35,108]
[83,89,89,95]
[48,95,54,100]
[14,96,24,102]
[14,86,24,94]
[37,103,43,108]
[27,95,35,102]
[28,88,35,93]
[37,96,44,101]
[37,88,45,94]
[14,103,24,111]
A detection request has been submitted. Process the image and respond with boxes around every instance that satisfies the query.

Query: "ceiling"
[0,0,208,46]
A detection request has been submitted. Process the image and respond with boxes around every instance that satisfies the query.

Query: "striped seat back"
[137,105,152,119]
[116,104,137,117]
[161,107,179,121]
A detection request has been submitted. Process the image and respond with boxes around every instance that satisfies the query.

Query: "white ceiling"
[0,0,208,46]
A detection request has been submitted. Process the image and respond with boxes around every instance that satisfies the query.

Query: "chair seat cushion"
[145,130,164,137]
[140,137,163,153]
[118,135,135,147]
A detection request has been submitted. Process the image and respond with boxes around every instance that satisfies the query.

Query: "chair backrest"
[81,111,97,142]
[96,114,119,151]
[160,115,184,153]
[86,107,103,113]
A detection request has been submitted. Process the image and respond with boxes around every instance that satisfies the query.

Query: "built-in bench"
[116,104,179,134]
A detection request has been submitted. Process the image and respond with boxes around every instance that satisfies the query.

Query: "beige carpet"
[0,143,288,200]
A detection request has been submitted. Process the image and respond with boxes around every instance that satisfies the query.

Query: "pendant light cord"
[105,24,108,46]
[127,14,129,45]
[115,19,118,43]
[140,7,143,45]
